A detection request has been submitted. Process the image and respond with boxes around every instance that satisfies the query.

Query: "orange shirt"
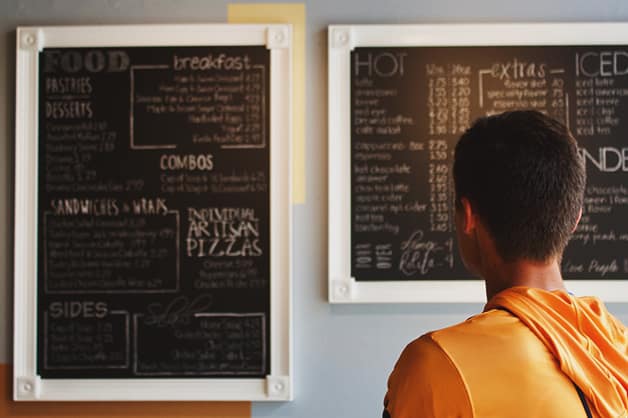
[384,288,628,418]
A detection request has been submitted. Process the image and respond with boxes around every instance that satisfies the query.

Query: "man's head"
[453,110,586,269]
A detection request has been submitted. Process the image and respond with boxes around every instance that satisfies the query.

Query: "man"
[383,111,627,418]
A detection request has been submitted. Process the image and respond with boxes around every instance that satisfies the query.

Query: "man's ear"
[572,207,582,232]
[459,197,477,234]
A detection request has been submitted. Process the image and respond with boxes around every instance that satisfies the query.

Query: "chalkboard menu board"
[328,24,628,303]
[14,24,292,401]
[38,43,272,379]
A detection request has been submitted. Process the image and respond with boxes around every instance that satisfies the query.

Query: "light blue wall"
[2,1,628,418]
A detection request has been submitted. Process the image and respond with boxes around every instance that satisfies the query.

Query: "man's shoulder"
[385,310,534,418]
[431,308,526,338]
[395,308,533,390]
[403,309,527,360]
[427,308,542,360]
[385,324,474,417]
[389,309,589,418]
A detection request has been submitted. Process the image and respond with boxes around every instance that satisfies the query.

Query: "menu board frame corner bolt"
[266,25,292,50]
[330,277,356,302]
[266,375,291,400]
[17,27,41,51]
[329,26,353,50]
[14,376,42,401]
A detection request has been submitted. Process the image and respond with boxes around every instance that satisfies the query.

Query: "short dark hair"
[453,110,586,262]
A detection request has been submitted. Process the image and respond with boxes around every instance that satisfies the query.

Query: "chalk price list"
[349,46,628,281]
[564,48,628,278]
[351,49,457,280]
[134,54,265,148]
[38,46,270,378]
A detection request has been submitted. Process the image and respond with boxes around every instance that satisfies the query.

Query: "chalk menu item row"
[329,23,628,303]
[14,24,292,401]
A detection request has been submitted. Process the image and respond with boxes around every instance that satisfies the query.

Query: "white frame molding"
[328,23,628,303]
[14,24,292,401]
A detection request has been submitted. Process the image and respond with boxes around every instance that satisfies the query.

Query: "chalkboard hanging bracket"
[331,278,356,302]
[15,376,41,400]
[329,27,353,50]
[19,28,40,51]
[266,26,291,50]
[266,375,290,399]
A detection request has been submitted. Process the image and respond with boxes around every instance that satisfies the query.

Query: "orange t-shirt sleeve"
[383,334,473,418]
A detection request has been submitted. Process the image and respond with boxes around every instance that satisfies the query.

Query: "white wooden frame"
[328,23,628,303]
[14,24,292,401]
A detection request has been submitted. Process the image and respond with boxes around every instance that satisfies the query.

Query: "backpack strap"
[573,384,593,418]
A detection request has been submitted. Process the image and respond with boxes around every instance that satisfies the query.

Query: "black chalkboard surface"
[349,45,628,282]
[37,45,271,378]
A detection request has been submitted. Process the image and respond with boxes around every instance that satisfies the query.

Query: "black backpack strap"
[573,383,593,418]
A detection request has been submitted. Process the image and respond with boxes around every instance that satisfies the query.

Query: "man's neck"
[484,258,566,301]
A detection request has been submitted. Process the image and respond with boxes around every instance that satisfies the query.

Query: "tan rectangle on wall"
[0,364,250,417]
[228,3,307,204]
